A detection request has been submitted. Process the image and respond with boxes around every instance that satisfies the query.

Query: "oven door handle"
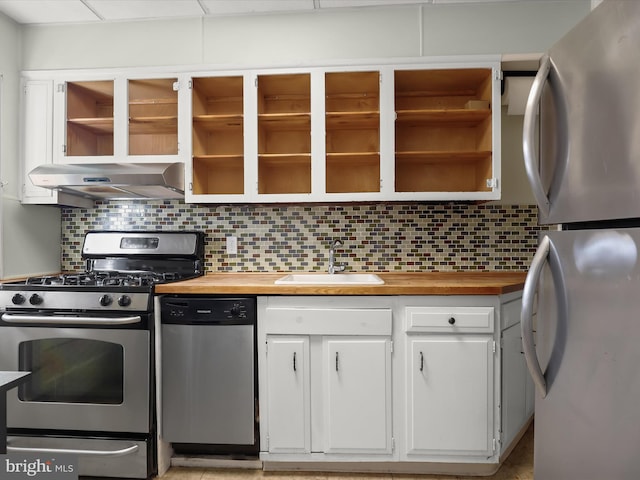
[1,313,142,325]
[7,442,139,457]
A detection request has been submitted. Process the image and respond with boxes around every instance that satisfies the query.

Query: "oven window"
[18,338,124,404]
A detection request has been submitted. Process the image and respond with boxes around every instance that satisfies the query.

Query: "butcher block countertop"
[155,272,526,296]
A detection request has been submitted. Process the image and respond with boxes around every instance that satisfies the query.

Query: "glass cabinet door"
[128,78,178,156]
[65,80,114,157]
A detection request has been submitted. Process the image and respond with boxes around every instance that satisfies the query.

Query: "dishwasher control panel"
[160,296,256,324]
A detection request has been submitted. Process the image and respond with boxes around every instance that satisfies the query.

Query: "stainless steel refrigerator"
[521,1,640,479]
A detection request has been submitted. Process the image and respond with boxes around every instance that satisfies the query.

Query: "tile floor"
[160,424,533,480]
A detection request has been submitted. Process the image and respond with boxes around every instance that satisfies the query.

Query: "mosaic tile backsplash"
[61,202,543,273]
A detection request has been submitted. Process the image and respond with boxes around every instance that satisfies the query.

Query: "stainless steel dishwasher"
[161,296,257,454]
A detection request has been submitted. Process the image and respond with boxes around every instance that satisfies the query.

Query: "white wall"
[7,1,590,217]
[0,12,61,279]
[20,2,590,70]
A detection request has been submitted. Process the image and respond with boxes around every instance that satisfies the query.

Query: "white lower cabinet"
[257,293,530,473]
[406,335,494,457]
[500,298,535,450]
[259,297,393,460]
[265,336,311,453]
[323,337,392,454]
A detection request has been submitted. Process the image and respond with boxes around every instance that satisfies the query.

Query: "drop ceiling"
[0,0,522,25]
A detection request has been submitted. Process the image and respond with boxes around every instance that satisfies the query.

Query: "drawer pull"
[293,351,297,372]
[448,317,456,325]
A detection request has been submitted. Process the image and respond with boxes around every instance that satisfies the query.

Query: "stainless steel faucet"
[328,238,346,274]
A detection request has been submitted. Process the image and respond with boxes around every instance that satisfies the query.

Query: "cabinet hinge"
[255,77,258,88]
[265,340,268,354]
[62,144,67,154]
[493,341,497,354]
[390,340,393,353]
[486,178,498,189]
[57,83,65,93]
[493,438,497,453]
[496,69,503,81]
[265,435,269,450]
[188,80,193,89]
[392,437,395,452]
[172,81,180,91]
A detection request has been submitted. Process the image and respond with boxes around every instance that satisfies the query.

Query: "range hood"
[29,163,184,205]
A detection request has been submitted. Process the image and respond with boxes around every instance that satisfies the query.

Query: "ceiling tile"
[86,0,205,21]
[200,0,314,16]
[318,0,429,8]
[0,0,99,24]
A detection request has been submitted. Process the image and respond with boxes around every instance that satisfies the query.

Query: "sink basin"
[275,273,384,285]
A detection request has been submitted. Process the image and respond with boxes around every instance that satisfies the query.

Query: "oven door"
[0,316,149,434]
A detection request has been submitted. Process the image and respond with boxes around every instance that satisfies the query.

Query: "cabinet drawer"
[264,307,392,335]
[405,306,494,333]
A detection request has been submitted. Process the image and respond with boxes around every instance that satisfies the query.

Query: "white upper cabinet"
[186,57,501,204]
[53,75,188,165]
[20,55,500,206]
[21,79,55,204]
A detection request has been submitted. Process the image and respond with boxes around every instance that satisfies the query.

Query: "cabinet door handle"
[293,351,297,372]
[335,351,339,372]
[448,317,456,325]
[419,351,424,372]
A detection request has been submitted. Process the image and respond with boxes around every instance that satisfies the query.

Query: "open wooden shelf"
[193,114,244,130]
[256,73,311,195]
[326,153,380,193]
[258,113,311,129]
[396,108,490,125]
[325,71,381,194]
[191,76,245,194]
[394,68,493,194]
[258,154,311,194]
[192,155,244,195]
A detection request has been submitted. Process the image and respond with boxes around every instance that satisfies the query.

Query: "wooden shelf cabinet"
[325,71,380,194]
[58,76,182,162]
[128,78,178,156]
[192,75,244,195]
[66,80,114,157]
[394,68,494,194]
[22,56,500,205]
[258,73,312,195]
[186,61,499,204]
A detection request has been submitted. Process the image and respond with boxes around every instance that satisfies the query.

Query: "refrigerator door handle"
[523,54,551,218]
[521,235,549,398]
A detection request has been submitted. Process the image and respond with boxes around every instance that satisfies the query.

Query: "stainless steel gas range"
[0,231,204,479]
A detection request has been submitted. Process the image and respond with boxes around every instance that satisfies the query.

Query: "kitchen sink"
[275,273,384,285]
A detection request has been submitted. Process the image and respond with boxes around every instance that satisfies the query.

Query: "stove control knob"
[29,294,43,306]
[12,294,25,305]
[118,295,132,307]
[99,294,113,307]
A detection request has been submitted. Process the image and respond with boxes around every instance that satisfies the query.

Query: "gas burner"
[25,274,90,286]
